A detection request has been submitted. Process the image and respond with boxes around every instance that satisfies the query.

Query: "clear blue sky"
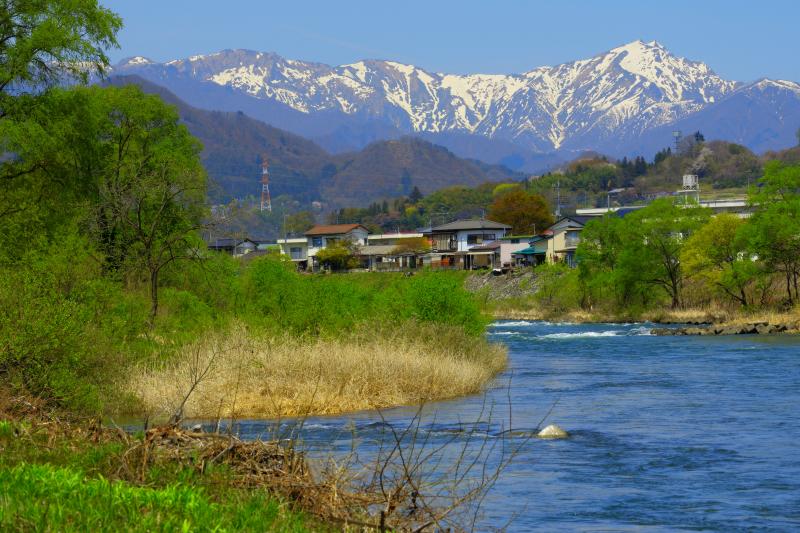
[103,0,799,82]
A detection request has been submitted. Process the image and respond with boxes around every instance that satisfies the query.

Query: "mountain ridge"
[112,41,800,171]
[107,75,522,206]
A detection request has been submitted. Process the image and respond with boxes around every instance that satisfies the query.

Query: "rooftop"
[500,234,536,240]
[305,223,368,236]
[469,241,501,251]
[360,244,416,256]
[428,219,512,232]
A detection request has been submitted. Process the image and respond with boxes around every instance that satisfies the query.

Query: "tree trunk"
[149,268,159,325]
[670,275,681,309]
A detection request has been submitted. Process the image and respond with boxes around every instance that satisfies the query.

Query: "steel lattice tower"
[260,156,272,212]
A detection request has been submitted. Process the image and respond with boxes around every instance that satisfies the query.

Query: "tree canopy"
[488,189,553,235]
[0,0,121,98]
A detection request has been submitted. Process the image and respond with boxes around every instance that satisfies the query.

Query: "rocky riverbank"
[653,321,797,336]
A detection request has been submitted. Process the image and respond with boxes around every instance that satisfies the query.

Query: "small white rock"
[537,424,569,439]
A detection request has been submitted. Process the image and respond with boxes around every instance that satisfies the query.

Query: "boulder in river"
[537,424,569,439]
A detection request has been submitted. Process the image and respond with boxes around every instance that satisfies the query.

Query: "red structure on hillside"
[260,156,272,212]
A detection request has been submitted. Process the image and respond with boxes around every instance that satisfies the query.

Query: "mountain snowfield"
[114,40,800,168]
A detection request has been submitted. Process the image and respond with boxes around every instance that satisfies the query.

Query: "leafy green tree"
[491,182,522,198]
[316,241,359,271]
[81,85,208,322]
[409,185,424,203]
[0,0,121,247]
[391,236,431,255]
[681,214,757,306]
[746,161,800,304]
[622,199,710,309]
[0,0,121,96]
[579,200,710,310]
[577,215,640,309]
[487,189,553,235]
[4,85,206,320]
[283,210,315,236]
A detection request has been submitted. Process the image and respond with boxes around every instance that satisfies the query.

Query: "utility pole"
[672,130,682,155]
[553,180,561,218]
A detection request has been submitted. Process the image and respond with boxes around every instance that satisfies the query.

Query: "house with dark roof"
[543,216,592,267]
[421,219,511,270]
[207,237,260,256]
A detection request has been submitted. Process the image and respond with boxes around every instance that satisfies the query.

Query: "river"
[233,321,800,531]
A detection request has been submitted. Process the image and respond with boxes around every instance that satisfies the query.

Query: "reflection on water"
[223,321,800,531]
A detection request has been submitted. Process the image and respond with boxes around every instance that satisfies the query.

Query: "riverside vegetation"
[473,160,800,332]
[0,2,506,530]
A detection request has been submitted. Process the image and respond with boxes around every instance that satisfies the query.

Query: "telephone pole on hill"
[553,179,561,218]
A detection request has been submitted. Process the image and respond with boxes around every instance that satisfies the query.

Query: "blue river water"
[235,321,800,531]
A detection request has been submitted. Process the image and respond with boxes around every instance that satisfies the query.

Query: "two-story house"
[544,216,591,267]
[278,223,369,271]
[422,219,511,269]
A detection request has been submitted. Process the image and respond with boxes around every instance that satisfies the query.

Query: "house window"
[565,230,581,247]
[290,247,304,260]
[467,234,495,245]
[510,238,520,244]
[312,237,323,247]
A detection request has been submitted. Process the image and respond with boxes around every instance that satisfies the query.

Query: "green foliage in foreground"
[0,463,310,532]
[0,422,313,533]
[244,257,487,337]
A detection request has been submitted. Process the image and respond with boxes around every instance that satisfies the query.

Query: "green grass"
[0,419,316,533]
[0,463,311,532]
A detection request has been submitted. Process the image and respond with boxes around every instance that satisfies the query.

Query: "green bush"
[532,264,584,314]
[387,272,487,336]
[155,288,217,344]
[241,257,486,337]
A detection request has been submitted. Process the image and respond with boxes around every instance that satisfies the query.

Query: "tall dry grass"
[643,305,800,328]
[128,322,507,420]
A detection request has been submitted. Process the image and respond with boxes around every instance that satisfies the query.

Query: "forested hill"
[107,76,522,206]
[325,137,522,206]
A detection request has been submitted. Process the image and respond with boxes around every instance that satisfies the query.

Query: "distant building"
[277,223,369,271]
[512,232,551,267]
[421,219,511,270]
[576,198,752,218]
[360,232,425,271]
[510,216,591,268]
[498,235,536,266]
[207,237,257,256]
[544,216,592,267]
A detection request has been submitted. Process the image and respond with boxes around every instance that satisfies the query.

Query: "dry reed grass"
[644,305,800,329]
[128,322,507,420]
[492,307,604,323]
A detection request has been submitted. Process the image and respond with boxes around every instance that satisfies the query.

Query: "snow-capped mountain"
[113,41,800,169]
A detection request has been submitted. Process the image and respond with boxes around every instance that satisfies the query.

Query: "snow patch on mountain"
[112,41,793,154]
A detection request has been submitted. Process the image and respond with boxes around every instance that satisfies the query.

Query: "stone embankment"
[653,322,794,336]
[464,269,538,301]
